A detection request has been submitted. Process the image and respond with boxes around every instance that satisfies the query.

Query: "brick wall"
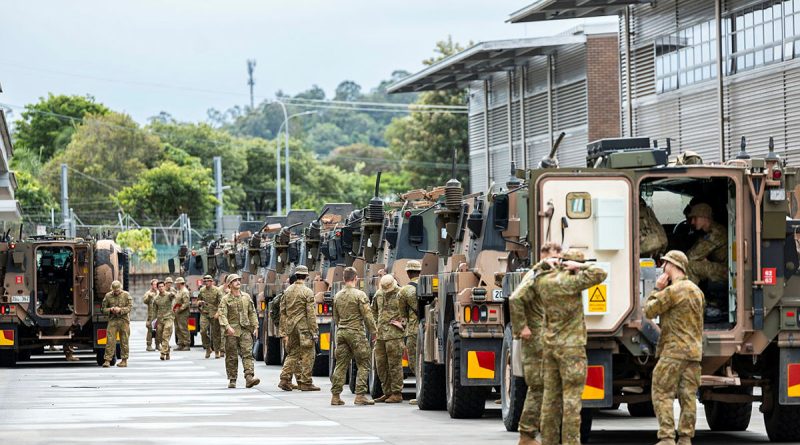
[587,34,621,142]
[128,273,162,321]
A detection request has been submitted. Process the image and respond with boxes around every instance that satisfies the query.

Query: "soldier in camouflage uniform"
[399,260,421,378]
[330,267,377,406]
[509,242,562,445]
[173,277,191,351]
[101,280,133,368]
[685,203,727,284]
[153,281,175,360]
[218,273,261,389]
[640,198,668,258]
[645,250,704,445]
[197,274,224,358]
[278,265,320,391]
[538,249,607,445]
[142,279,159,351]
[372,273,413,403]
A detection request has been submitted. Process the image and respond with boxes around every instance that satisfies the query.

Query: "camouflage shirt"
[279,281,318,337]
[644,276,705,362]
[197,285,223,315]
[142,289,158,320]
[640,202,668,258]
[102,290,133,322]
[536,262,607,347]
[509,263,545,338]
[173,288,191,314]
[371,286,413,341]
[153,291,175,322]
[398,280,419,337]
[333,284,376,335]
[687,221,727,264]
[219,291,258,336]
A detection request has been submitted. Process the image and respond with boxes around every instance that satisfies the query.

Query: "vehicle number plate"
[770,188,786,201]
[11,295,29,303]
[492,289,504,299]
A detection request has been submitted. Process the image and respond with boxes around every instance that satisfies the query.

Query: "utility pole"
[214,156,223,236]
[60,164,69,235]
[247,59,256,109]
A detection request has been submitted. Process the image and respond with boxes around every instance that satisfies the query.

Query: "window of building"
[655,20,717,93]
[727,1,785,74]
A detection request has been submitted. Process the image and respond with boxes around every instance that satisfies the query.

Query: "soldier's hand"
[562,260,582,271]
[213,314,219,319]
[655,273,670,291]
[225,326,235,336]
[282,336,288,347]
[520,326,532,340]
[253,329,258,337]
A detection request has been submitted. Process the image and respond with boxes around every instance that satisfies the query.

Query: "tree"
[12,94,109,162]
[305,123,351,156]
[334,80,362,102]
[327,143,396,176]
[116,162,217,227]
[116,228,157,264]
[14,170,59,216]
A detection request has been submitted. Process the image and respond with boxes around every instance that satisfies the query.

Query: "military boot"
[331,394,345,406]
[676,437,692,445]
[160,354,165,361]
[278,380,293,391]
[354,394,374,405]
[374,394,388,403]
[215,351,221,359]
[409,398,418,405]
[65,353,80,362]
[299,383,321,391]
[385,393,403,403]
[146,345,155,352]
[228,380,236,389]
[165,353,170,360]
[117,359,128,368]
[517,431,541,445]
[102,361,110,368]
[245,375,261,388]
[205,348,212,359]
[291,383,300,390]
[654,439,676,445]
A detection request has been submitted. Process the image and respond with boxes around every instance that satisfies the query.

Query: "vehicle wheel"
[580,408,594,444]
[189,333,195,347]
[446,320,490,418]
[0,350,17,367]
[704,387,752,431]
[253,339,264,362]
[348,359,357,394]
[369,351,384,399]
[95,349,116,366]
[764,382,800,441]
[501,324,527,431]
[264,336,282,365]
[416,322,445,410]
[627,400,655,417]
[312,354,329,377]
[17,349,32,362]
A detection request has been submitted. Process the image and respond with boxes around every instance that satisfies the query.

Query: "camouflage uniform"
[330,284,376,395]
[279,281,318,386]
[645,275,705,442]
[372,278,413,397]
[197,283,224,353]
[537,257,607,445]
[509,264,546,438]
[640,199,668,258]
[686,220,727,283]
[153,290,175,358]
[101,284,133,364]
[142,288,158,350]
[173,285,191,349]
[398,279,419,374]
[218,287,259,384]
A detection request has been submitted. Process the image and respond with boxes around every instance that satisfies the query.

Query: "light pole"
[276,109,317,214]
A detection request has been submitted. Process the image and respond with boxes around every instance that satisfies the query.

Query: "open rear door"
[74,244,91,316]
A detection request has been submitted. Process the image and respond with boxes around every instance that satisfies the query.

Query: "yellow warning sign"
[587,284,607,313]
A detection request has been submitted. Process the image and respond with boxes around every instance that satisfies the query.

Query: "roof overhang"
[388,35,585,93]
[0,199,22,222]
[508,0,652,23]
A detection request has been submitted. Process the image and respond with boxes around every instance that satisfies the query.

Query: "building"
[389,24,619,192]
[511,0,800,162]
[0,82,21,222]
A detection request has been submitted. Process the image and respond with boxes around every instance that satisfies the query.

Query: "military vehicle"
[0,236,128,366]
[169,244,209,347]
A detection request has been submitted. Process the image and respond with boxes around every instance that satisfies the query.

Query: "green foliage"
[116,228,157,264]
[14,170,59,215]
[328,143,396,176]
[12,93,109,162]
[116,162,217,226]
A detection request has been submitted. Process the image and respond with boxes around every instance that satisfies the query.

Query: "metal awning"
[508,0,651,23]
[387,35,585,93]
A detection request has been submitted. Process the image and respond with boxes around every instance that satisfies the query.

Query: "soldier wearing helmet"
[398,260,422,404]
[101,280,133,368]
[153,280,175,360]
[218,273,260,389]
[197,274,224,358]
[685,203,728,284]
[371,273,414,403]
[645,250,705,445]
[142,278,159,352]
[172,276,191,351]
[278,265,320,392]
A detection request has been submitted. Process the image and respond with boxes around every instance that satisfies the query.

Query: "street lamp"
[276,109,317,214]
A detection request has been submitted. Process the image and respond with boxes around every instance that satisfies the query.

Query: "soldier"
[173,277,191,351]
[371,273,412,403]
[197,275,224,358]
[218,274,261,389]
[538,249,607,445]
[684,203,727,284]
[510,241,562,445]
[153,281,175,360]
[101,280,133,368]
[639,197,668,258]
[399,260,421,405]
[142,279,159,351]
[278,265,319,391]
[644,250,704,445]
[165,276,174,295]
[330,267,377,406]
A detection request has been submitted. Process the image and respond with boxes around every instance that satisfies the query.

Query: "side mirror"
[408,214,424,246]
[493,194,509,231]
[168,258,176,274]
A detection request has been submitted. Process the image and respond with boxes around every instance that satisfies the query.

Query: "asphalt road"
[0,325,777,445]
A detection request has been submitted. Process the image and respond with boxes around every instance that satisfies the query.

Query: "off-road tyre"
[416,322,445,410]
[765,382,800,442]
[312,354,329,377]
[501,324,526,431]
[704,387,753,431]
[264,336,282,365]
[581,408,594,443]
[446,321,490,418]
[627,400,655,417]
[369,352,384,399]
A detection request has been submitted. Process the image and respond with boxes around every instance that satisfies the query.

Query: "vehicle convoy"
[0,236,128,366]
[494,136,800,442]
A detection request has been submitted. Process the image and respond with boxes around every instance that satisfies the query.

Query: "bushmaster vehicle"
[0,236,127,366]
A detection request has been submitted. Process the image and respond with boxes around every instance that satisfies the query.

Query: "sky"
[0,0,616,125]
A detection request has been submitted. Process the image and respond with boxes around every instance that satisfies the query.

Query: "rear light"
[464,306,471,322]
[9,243,15,249]
[260,301,266,311]
[335,231,342,237]
[479,305,488,322]
[404,211,412,218]
[788,311,796,318]
[0,304,8,315]
[773,169,783,180]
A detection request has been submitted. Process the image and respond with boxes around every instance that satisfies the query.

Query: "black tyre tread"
[501,324,526,431]
[264,336,281,365]
[312,354,329,377]
[253,339,264,362]
[704,387,752,432]
[447,321,489,419]
[416,322,445,410]
[580,408,594,444]
[627,400,656,417]
[348,360,357,394]
[0,350,17,367]
[765,383,800,442]
[369,354,384,399]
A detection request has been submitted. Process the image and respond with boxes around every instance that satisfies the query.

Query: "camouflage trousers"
[157,319,174,355]
[652,357,701,440]
[541,346,587,445]
[224,330,255,380]
[175,311,190,347]
[104,319,130,362]
[518,337,545,436]
[280,327,315,385]
[331,329,371,395]
[374,338,404,395]
[200,314,222,352]
[688,259,727,283]
[405,333,417,375]
[145,317,155,348]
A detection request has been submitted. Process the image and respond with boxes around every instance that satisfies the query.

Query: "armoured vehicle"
[0,236,127,366]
